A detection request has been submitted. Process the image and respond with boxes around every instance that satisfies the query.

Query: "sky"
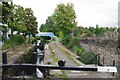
[13,0,119,30]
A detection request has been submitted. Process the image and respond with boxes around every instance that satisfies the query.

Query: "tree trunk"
[23,33,27,46]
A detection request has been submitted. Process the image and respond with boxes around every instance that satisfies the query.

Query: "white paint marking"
[84,73,87,75]
[71,74,74,76]
[74,74,76,76]
[69,74,71,76]
[76,74,79,76]
[71,71,82,73]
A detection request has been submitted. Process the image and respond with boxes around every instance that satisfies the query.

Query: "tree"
[24,8,37,43]
[2,2,11,41]
[52,3,77,43]
[14,5,26,33]
[2,2,18,50]
[40,16,55,33]
[73,27,83,37]
[2,2,37,50]
[89,27,95,35]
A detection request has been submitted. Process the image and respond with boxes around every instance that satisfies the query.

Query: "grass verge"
[49,45,59,63]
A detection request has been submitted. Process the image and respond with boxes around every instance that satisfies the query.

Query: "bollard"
[58,60,66,67]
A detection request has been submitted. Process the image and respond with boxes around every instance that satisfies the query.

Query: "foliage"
[40,16,56,34]
[80,51,97,64]
[72,46,84,55]
[40,3,77,44]
[2,39,12,50]
[73,27,81,37]
[13,34,25,46]
[46,61,52,65]
[60,34,70,45]
[14,5,26,32]
[2,34,25,50]
[24,8,37,35]
[67,37,80,49]
[52,3,77,37]
[70,45,97,64]
[73,26,118,38]
[27,36,35,44]
[2,2,38,50]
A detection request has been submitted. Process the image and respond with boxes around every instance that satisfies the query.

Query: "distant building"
[0,23,18,40]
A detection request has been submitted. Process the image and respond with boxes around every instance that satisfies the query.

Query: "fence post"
[2,51,8,78]
[113,60,116,76]
[2,52,7,64]
[95,55,98,66]
[98,54,100,65]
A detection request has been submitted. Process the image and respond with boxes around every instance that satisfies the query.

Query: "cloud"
[13,0,119,28]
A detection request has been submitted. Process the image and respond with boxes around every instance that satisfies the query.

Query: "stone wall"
[80,38,119,66]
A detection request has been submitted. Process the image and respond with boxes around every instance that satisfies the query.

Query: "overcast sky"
[13,0,119,29]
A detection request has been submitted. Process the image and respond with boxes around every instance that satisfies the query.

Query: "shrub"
[67,37,80,49]
[2,34,26,50]
[13,34,25,46]
[27,36,35,44]
[46,61,52,65]
[2,39,12,49]
[72,46,97,64]
[81,51,97,64]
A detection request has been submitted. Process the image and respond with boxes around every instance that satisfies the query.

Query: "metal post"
[113,60,116,76]
[2,52,7,78]
[95,55,98,66]
[2,52,7,64]
[98,54,100,65]
[33,52,37,64]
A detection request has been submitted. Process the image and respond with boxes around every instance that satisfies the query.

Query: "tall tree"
[40,16,56,34]
[14,5,26,33]
[52,3,77,43]
[2,2,18,50]
[2,2,11,41]
[2,2,37,49]
[24,8,37,43]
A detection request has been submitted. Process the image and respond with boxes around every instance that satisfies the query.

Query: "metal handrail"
[1,64,97,71]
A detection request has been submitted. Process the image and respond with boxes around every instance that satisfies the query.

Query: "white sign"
[97,66,117,73]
